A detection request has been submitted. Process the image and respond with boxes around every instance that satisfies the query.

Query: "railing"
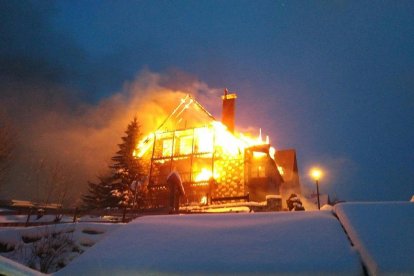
[211,193,250,204]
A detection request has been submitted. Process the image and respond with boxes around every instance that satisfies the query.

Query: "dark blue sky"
[1,1,413,201]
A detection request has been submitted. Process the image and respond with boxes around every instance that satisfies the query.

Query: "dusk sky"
[1,1,413,202]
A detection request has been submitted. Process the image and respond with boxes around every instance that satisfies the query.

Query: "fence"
[0,207,170,227]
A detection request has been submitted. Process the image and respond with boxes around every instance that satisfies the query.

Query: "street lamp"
[310,168,323,210]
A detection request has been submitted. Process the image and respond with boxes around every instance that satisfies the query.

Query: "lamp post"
[310,168,322,210]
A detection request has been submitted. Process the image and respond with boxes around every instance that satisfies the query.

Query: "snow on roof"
[58,212,362,275]
[334,201,414,275]
[320,204,333,211]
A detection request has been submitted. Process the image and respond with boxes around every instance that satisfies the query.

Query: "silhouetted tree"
[82,117,146,209]
[82,175,118,209]
[26,159,72,207]
[110,117,145,207]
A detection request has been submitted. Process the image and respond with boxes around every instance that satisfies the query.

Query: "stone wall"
[213,157,244,198]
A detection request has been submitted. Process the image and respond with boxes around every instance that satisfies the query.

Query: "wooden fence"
[0,207,170,227]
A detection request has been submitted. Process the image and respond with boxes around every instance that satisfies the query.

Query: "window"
[251,164,266,178]
[180,136,193,155]
[162,139,173,157]
[194,127,213,153]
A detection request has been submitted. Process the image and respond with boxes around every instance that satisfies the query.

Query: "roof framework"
[156,95,216,133]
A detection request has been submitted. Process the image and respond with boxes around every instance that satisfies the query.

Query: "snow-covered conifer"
[110,117,145,207]
[82,175,118,209]
[82,117,147,209]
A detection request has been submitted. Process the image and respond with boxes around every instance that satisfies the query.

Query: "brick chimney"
[221,88,237,133]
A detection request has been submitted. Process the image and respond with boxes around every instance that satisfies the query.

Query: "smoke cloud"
[0,69,223,206]
[0,1,278,205]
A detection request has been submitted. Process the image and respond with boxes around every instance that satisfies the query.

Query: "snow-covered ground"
[0,223,121,274]
[2,201,413,275]
[0,255,41,276]
[334,202,414,276]
[180,201,264,213]
[0,208,121,224]
[58,211,363,275]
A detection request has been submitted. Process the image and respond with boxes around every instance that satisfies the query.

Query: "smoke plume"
[0,69,222,206]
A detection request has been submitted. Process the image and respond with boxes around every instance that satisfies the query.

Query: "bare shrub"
[0,242,15,253]
[23,158,73,209]
[26,228,76,273]
[21,235,41,244]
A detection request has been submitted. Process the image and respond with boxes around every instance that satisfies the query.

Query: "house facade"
[135,92,301,207]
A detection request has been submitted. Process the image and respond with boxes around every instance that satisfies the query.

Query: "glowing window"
[251,165,266,178]
[180,136,193,155]
[194,127,213,153]
[162,139,173,157]
[250,154,267,178]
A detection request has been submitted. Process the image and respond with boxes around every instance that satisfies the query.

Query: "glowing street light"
[310,168,323,210]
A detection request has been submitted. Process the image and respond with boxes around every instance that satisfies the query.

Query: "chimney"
[221,88,237,133]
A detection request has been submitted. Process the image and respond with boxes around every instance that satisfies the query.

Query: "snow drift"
[58,211,362,275]
[334,201,414,276]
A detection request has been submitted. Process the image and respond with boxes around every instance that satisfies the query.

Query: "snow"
[0,213,124,224]
[58,211,362,275]
[0,255,41,276]
[320,204,333,211]
[301,193,329,211]
[0,214,61,224]
[4,201,411,274]
[202,206,251,213]
[180,201,265,213]
[334,202,414,275]
[0,223,120,273]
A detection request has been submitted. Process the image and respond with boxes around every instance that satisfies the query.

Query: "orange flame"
[133,96,276,183]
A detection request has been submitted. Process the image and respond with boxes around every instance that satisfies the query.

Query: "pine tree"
[110,117,145,208]
[82,175,118,210]
[82,117,146,209]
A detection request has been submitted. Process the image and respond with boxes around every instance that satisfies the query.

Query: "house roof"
[156,95,215,132]
[275,149,298,182]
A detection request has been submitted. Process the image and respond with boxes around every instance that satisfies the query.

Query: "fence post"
[122,206,127,223]
[73,207,78,223]
[25,208,32,227]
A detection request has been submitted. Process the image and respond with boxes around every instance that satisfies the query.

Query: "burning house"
[134,90,301,209]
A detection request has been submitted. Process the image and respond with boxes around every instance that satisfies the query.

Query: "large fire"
[133,95,277,191]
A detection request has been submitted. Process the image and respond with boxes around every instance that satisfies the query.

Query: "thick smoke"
[0,70,222,206]
[0,3,224,205]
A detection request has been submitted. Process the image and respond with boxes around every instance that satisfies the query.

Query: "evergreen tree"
[82,175,118,209]
[82,117,146,209]
[110,117,145,208]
